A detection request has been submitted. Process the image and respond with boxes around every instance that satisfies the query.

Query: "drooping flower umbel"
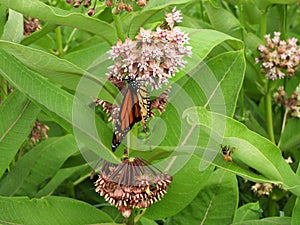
[94,157,172,218]
[256,32,300,80]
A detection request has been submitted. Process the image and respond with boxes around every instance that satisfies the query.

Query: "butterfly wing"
[112,80,150,152]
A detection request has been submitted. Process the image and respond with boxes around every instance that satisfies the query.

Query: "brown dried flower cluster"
[251,182,274,196]
[94,157,172,218]
[30,120,50,144]
[256,32,300,80]
[273,85,300,118]
[24,17,41,36]
[66,0,148,16]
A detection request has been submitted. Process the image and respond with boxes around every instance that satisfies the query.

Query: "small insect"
[112,80,150,152]
[220,144,235,162]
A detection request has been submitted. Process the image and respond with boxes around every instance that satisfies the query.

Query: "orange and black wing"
[112,80,150,152]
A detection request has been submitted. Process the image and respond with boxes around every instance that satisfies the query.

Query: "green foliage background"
[0,0,300,224]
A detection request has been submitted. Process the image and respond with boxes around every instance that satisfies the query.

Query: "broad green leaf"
[139,217,158,225]
[144,155,214,220]
[0,0,118,45]
[232,216,292,225]
[21,23,57,46]
[0,40,117,104]
[234,202,261,222]
[0,90,40,178]
[0,41,107,92]
[1,9,23,42]
[243,96,268,138]
[279,119,300,152]
[0,135,79,196]
[129,0,194,38]
[0,196,113,225]
[63,42,110,70]
[203,1,242,38]
[292,197,300,225]
[166,169,238,225]
[173,28,244,83]
[35,164,88,197]
[0,49,119,163]
[180,50,245,117]
[253,0,298,11]
[0,5,6,37]
[183,107,300,196]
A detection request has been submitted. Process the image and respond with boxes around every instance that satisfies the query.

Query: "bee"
[220,144,235,162]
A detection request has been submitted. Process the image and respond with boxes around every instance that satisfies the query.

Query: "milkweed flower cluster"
[94,158,172,218]
[98,8,190,119]
[30,120,49,144]
[274,85,300,118]
[24,17,41,36]
[256,32,300,80]
[107,7,192,90]
[251,157,292,196]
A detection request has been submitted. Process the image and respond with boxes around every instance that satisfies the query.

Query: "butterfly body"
[112,80,150,152]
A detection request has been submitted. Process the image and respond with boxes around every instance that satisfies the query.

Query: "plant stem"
[268,198,277,217]
[73,173,90,186]
[55,26,64,57]
[67,181,75,198]
[124,211,135,225]
[260,10,267,39]
[277,108,288,147]
[260,8,275,143]
[237,0,245,120]
[281,4,287,39]
[112,13,124,42]
[264,81,275,143]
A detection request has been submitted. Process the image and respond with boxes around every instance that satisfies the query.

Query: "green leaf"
[175,50,245,121]
[128,0,194,38]
[0,196,113,225]
[0,135,79,196]
[139,217,158,225]
[0,5,7,37]
[234,202,261,222]
[183,107,300,196]
[1,9,23,43]
[173,28,244,83]
[63,41,110,70]
[0,0,117,45]
[166,169,238,225]
[0,41,117,104]
[292,197,300,225]
[0,90,40,178]
[35,164,88,197]
[253,0,298,11]
[144,155,214,220]
[203,1,242,38]
[0,48,119,163]
[279,119,300,152]
[232,217,292,225]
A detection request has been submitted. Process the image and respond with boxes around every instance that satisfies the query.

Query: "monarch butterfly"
[112,80,150,152]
